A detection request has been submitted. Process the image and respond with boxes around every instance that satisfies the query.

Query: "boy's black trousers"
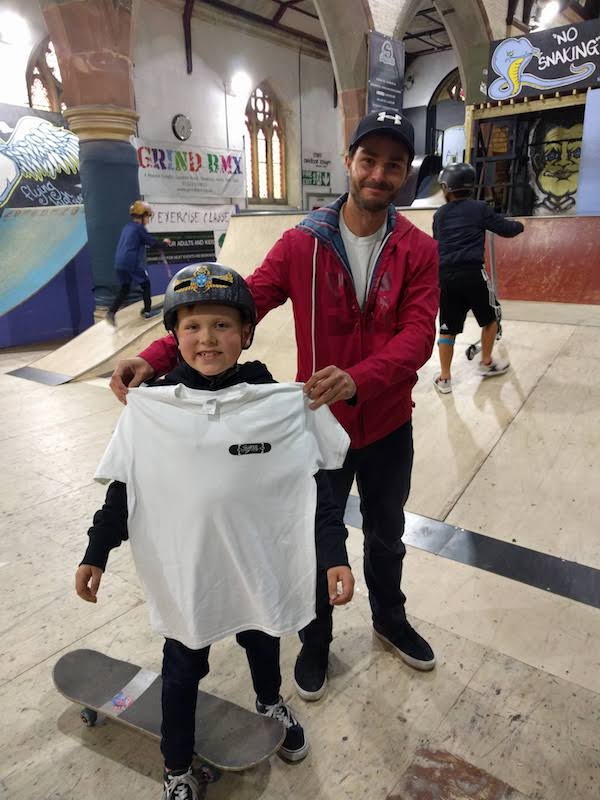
[161,632,281,769]
[300,421,413,652]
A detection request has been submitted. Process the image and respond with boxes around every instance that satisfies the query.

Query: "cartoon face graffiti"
[529,110,584,215]
[535,124,582,198]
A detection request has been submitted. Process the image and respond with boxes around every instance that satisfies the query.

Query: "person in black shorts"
[432,163,524,394]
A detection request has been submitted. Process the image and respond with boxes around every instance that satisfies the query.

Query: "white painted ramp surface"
[0,205,87,316]
[218,212,304,276]
[10,295,165,384]
[218,213,304,382]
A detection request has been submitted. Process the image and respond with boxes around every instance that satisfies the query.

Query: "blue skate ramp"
[0,205,87,317]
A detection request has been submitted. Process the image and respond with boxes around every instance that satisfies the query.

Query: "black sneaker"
[162,767,200,800]
[373,621,436,671]
[256,696,309,762]
[293,646,328,701]
[105,311,116,327]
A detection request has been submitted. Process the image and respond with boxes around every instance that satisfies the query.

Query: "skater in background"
[106,200,172,327]
[432,162,524,394]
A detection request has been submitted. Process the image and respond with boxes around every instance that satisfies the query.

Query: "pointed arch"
[244,82,287,204]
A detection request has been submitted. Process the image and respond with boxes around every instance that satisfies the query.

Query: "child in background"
[432,163,524,393]
[106,200,171,326]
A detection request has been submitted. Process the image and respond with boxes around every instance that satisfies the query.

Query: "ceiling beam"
[199,0,326,48]
[404,26,447,40]
[272,0,319,24]
[183,0,195,75]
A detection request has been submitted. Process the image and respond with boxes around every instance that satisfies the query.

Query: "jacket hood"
[298,192,397,238]
[154,359,275,390]
[297,194,399,270]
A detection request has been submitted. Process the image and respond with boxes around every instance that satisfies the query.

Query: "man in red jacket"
[109,110,439,698]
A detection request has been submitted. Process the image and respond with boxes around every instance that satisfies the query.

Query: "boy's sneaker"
[293,646,328,701]
[373,621,436,671]
[433,376,452,394]
[105,311,116,327]
[256,696,309,762]
[162,767,200,800]
[479,358,510,377]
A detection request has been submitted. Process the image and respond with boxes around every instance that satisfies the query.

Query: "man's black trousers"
[301,420,413,652]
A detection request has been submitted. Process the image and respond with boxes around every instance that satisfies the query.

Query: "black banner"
[487,19,600,101]
[0,103,82,214]
[367,32,405,113]
[147,230,215,265]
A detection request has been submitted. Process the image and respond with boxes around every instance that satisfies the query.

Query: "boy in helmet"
[432,163,524,393]
[75,263,354,800]
[106,200,172,326]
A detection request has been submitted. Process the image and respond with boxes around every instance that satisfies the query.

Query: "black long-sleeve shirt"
[82,359,350,573]
[433,198,523,273]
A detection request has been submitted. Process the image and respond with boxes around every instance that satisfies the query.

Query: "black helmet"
[163,263,257,348]
[438,162,476,192]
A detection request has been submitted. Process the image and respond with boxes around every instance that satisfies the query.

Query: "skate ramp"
[217,212,304,382]
[0,206,87,317]
[9,296,166,385]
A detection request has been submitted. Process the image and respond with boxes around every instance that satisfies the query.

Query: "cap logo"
[377,112,403,126]
[173,265,234,294]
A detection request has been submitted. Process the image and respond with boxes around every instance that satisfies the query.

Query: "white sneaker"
[479,359,510,377]
[433,376,452,394]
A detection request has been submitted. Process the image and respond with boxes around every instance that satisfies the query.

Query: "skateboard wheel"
[80,708,98,727]
[195,762,221,783]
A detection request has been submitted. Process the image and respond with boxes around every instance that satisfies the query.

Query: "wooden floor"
[1,299,599,799]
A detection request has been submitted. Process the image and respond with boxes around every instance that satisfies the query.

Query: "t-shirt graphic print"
[95,382,350,649]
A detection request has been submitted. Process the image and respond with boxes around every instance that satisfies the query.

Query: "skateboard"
[53,649,286,773]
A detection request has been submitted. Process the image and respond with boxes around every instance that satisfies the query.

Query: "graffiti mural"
[488,20,600,101]
[0,104,81,213]
[528,108,584,215]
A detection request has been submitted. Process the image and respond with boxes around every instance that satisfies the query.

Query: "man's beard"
[349,179,394,212]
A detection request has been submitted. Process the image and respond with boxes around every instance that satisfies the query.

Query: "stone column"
[41,0,140,307]
[313,0,371,148]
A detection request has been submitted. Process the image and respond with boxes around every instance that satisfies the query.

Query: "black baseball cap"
[349,110,415,160]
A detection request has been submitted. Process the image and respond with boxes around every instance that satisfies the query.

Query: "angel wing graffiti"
[0,115,79,208]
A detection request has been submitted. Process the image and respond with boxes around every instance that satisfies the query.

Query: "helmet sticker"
[173,265,235,295]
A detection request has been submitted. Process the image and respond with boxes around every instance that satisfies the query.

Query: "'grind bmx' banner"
[133,139,245,203]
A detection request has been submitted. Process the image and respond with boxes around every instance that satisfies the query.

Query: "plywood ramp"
[8,296,165,385]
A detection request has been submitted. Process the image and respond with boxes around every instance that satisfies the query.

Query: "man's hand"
[163,238,173,246]
[109,357,154,404]
[304,366,356,410]
[326,566,354,606]
[75,564,104,603]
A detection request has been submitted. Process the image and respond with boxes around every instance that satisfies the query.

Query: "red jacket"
[140,196,439,449]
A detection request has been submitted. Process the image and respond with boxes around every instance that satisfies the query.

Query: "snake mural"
[488,37,596,101]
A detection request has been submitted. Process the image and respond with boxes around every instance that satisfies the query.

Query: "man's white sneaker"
[479,359,510,377]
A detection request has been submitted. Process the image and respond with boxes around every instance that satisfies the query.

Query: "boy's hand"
[163,238,173,246]
[304,366,356,410]
[327,566,354,606]
[76,564,104,603]
[110,357,155,404]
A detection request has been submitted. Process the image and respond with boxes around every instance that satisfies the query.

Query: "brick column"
[41,0,141,307]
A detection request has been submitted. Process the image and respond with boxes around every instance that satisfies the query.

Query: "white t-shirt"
[95,382,350,650]
[339,209,387,308]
